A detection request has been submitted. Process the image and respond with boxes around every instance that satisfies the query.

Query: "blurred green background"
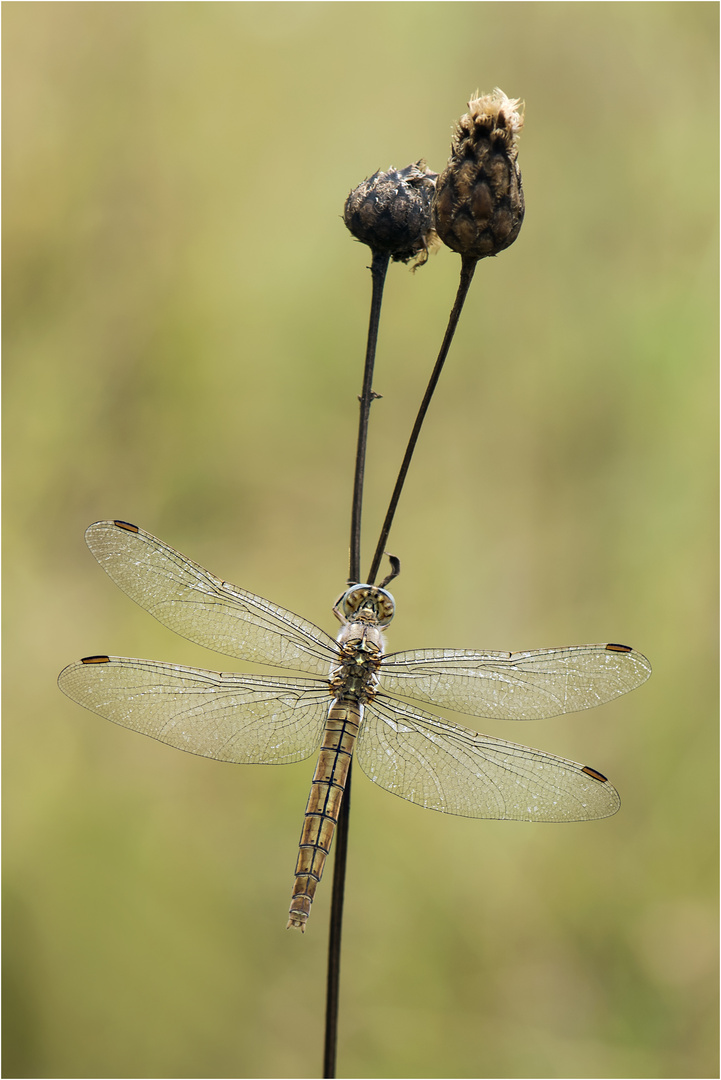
[4,3,717,1078]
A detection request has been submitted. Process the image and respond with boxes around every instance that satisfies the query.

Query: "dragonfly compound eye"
[340,585,395,627]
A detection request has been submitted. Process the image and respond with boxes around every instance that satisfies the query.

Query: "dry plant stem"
[349,250,390,584]
[367,254,477,585]
[325,248,389,1079]
[325,249,477,1075]
[323,761,352,1079]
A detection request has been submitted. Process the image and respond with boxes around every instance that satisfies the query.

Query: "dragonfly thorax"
[330,628,384,701]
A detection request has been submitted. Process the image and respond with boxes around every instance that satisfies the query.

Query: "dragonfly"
[58,519,651,932]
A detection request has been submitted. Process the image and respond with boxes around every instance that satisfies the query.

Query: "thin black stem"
[323,762,352,1079]
[349,250,390,584]
[366,256,477,585]
[325,248,390,1080]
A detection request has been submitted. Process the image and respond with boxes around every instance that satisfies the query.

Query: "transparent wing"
[380,643,651,720]
[84,520,337,675]
[356,694,620,821]
[58,656,330,764]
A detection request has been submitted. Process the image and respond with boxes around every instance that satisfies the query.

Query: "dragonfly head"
[336,584,395,627]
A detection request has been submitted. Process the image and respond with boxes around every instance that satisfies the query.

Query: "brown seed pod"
[434,90,525,261]
[344,161,439,267]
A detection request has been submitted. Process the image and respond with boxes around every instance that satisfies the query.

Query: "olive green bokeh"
[4,3,717,1078]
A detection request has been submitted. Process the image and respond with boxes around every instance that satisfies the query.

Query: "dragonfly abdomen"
[287,698,361,932]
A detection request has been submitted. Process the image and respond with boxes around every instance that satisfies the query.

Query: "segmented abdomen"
[287,698,360,931]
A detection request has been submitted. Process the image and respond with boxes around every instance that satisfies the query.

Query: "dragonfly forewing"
[84,521,337,675]
[380,643,651,720]
[58,656,330,764]
[357,694,621,822]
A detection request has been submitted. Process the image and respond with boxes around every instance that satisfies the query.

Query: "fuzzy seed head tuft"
[434,89,525,261]
[344,161,438,267]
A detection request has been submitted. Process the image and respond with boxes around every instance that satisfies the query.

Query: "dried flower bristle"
[344,161,438,267]
[434,89,525,261]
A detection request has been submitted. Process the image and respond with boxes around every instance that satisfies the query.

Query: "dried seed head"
[344,161,439,267]
[434,89,525,261]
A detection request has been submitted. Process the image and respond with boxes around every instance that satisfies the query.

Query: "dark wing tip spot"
[606,643,632,653]
[113,520,140,533]
[582,765,609,783]
[81,655,111,664]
